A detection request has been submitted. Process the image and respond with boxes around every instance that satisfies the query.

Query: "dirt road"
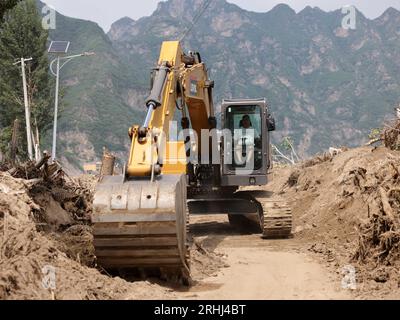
[178,215,351,300]
[5,146,399,300]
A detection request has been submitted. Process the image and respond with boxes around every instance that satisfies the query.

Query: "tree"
[0,0,21,21]
[272,136,301,165]
[0,0,53,160]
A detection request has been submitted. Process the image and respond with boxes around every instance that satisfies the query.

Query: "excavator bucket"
[91,174,190,278]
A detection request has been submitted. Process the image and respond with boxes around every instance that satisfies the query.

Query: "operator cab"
[221,99,275,187]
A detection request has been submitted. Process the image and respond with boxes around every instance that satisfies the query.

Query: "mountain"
[36,1,144,170]
[38,0,400,169]
[108,0,400,154]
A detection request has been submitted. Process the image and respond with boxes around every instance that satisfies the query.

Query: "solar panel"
[48,41,70,54]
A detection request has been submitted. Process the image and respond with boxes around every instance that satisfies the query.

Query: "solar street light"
[48,41,70,54]
[48,41,95,161]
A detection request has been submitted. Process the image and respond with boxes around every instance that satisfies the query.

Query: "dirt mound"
[0,168,226,299]
[383,118,400,151]
[270,146,400,297]
[49,225,96,267]
[189,240,227,280]
[0,172,175,300]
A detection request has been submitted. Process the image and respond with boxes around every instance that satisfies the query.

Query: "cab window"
[225,105,263,171]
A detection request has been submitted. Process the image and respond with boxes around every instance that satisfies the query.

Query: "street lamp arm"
[60,52,93,60]
[48,48,94,161]
[49,58,58,77]
[59,56,80,71]
[49,52,95,75]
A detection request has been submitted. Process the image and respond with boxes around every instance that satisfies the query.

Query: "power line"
[179,0,213,42]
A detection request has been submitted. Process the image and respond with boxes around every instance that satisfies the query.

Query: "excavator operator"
[240,114,261,149]
[241,115,252,129]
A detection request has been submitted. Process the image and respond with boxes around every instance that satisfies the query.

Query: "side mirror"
[267,117,276,132]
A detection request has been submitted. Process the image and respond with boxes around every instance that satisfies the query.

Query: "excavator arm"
[126,41,215,178]
[92,41,216,281]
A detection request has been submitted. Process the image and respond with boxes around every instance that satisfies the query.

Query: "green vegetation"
[0,0,21,21]
[0,0,53,159]
[46,12,143,157]
[368,128,381,141]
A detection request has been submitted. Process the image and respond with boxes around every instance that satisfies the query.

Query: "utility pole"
[14,57,33,161]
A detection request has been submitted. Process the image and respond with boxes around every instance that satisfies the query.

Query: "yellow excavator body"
[92,41,215,279]
[92,40,292,281]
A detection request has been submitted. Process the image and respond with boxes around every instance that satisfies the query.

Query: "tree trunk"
[100,149,115,176]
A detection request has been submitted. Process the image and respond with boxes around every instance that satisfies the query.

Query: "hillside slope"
[35,0,400,169]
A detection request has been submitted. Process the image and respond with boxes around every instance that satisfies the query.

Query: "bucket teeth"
[92,175,190,278]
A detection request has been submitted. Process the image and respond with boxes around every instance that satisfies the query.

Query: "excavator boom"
[92,41,216,280]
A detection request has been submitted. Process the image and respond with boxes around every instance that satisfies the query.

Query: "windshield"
[225,105,262,171]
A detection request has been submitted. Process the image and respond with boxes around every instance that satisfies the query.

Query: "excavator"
[92,41,292,280]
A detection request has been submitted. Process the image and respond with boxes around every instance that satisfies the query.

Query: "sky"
[42,0,400,32]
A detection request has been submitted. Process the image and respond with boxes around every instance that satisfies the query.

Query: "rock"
[372,268,390,283]
[294,226,304,233]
